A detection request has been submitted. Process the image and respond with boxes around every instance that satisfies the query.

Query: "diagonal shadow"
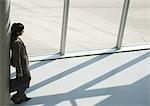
[10,53,59,78]
[27,53,112,93]
[16,68,149,106]
[10,59,55,78]
[94,75,150,106]
[68,51,149,96]
[18,51,149,106]
[70,99,78,106]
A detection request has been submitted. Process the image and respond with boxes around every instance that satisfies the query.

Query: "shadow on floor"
[27,53,113,93]
[11,58,55,78]
[11,51,150,106]
[11,75,149,106]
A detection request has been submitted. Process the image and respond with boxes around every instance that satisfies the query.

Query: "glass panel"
[10,0,63,55]
[66,0,123,53]
[122,0,150,46]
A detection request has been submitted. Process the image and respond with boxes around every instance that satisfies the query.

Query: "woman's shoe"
[11,93,31,104]
[21,97,31,102]
[11,94,22,104]
[21,94,31,103]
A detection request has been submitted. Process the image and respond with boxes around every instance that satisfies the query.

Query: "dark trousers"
[9,76,31,96]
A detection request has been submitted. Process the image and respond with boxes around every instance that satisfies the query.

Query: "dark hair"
[11,23,24,36]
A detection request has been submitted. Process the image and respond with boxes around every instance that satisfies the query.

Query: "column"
[0,0,10,105]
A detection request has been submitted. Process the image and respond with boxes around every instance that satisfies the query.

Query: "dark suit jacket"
[10,36,31,92]
[10,36,30,77]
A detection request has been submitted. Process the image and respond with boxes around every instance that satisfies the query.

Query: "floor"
[10,50,150,106]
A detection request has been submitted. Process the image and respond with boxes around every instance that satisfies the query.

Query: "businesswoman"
[10,23,31,104]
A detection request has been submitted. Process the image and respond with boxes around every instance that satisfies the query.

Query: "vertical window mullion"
[116,0,130,49]
[60,0,70,55]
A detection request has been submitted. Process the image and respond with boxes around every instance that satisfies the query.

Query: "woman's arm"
[13,42,23,77]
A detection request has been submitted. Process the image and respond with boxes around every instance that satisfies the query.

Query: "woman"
[10,23,31,104]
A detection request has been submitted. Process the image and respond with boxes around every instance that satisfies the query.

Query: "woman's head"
[11,23,24,36]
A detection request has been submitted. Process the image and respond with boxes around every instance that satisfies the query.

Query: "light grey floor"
[10,50,150,106]
[10,0,150,55]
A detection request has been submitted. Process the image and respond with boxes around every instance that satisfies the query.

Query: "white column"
[0,0,10,105]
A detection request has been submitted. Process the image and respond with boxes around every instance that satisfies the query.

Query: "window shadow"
[12,75,149,106]
[10,58,55,78]
[10,51,149,106]
[27,53,113,93]
[12,51,149,106]
[94,75,149,106]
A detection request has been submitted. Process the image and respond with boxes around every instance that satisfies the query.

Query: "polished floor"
[10,50,150,106]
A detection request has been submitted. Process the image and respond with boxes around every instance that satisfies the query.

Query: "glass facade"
[10,0,150,56]
[122,0,150,46]
[10,0,64,55]
[66,0,123,53]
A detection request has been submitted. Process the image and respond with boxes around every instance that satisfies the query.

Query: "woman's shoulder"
[12,39,21,44]
[11,39,23,48]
